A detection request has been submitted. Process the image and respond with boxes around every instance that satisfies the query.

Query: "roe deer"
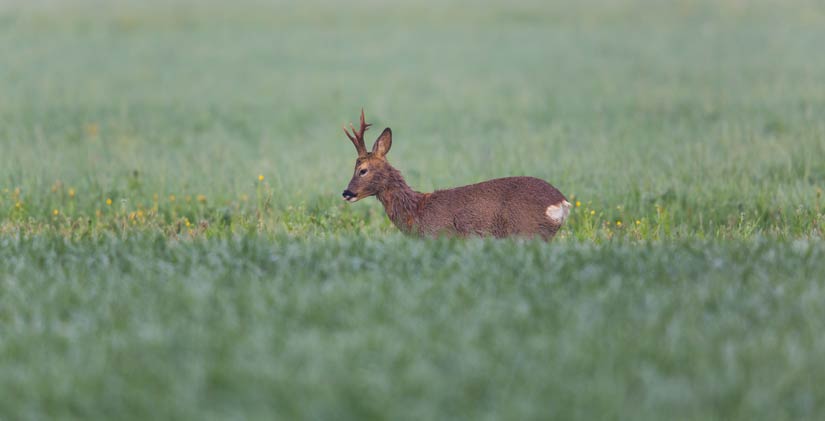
[341,110,571,240]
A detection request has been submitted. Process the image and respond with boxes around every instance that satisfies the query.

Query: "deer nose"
[342,190,355,200]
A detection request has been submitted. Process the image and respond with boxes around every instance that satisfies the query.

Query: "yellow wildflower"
[636,220,641,225]
[53,209,59,216]
[68,188,76,198]
[616,220,623,227]
[197,194,207,203]
[258,174,265,182]
[106,198,113,206]
[575,201,581,208]
[590,210,595,215]
[85,123,99,137]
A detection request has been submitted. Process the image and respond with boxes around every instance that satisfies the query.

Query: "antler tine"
[343,123,364,153]
[359,108,372,132]
[343,109,370,156]
[342,125,356,142]
[350,122,363,143]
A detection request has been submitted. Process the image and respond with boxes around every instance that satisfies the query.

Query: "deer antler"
[343,108,371,157]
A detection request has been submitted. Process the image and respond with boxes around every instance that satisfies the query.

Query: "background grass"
[1,0,824,419]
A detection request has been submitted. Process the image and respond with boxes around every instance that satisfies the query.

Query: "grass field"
[1,0,825,419]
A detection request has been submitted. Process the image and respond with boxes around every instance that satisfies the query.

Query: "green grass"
[1,0,825,419]
[3,236,825,420]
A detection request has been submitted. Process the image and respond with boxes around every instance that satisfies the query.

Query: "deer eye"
[359,169,368,176]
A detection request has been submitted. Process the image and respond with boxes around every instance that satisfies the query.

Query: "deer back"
[414,176,570,239]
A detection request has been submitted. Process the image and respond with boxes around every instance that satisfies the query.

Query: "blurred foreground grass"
[2,235,825,419]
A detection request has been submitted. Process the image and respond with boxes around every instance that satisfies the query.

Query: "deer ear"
[371,128,392,157]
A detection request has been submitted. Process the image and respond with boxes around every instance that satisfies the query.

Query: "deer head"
[341,109,393,202]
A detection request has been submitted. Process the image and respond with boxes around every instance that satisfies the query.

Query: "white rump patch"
[545,200,572,224]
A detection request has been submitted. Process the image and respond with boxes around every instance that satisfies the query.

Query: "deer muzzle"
[342,190,357,202]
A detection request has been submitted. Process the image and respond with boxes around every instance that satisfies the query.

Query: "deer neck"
[376,167,425,234]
